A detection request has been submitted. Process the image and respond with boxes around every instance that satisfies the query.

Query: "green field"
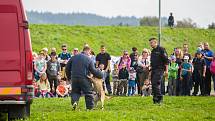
[30,24,215,56]
[26,25,215,120]
[16,96,215,121]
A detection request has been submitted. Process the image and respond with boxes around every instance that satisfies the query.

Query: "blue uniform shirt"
[202,49,214,68]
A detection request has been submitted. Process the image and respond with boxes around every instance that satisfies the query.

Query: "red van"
[0,0,33,119]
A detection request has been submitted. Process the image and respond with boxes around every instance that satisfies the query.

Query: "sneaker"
[72,102,78,111]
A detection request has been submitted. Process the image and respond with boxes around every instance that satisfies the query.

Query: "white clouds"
[23,0,215,27]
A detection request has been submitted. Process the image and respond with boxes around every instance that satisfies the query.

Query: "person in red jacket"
[56,79,69,97]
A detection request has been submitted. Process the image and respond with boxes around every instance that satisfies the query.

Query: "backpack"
[210,60,215,74]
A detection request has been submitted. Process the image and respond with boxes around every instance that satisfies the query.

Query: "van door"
[0,5,23,86]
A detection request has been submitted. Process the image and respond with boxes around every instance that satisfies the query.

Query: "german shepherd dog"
[87,75,110,110]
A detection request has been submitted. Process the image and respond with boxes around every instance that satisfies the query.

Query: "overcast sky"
[23,0,215,28]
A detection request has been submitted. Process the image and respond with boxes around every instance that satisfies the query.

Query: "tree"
[140,16,159,26]
[208,22,215,29]
[139,16,168,27]
[176,18,197,28]
[118,22,123,26]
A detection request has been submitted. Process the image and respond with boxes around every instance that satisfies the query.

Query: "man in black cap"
[66,46,103,110]
[149,38,169,104]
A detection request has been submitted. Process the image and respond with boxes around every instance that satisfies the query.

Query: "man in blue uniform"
[66,46,103,110]
[202,42,214,95]
[149,38,169,104]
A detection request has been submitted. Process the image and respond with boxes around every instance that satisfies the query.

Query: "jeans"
[180,74,190,96]
[128,80,136,96]
[105,72,112,94]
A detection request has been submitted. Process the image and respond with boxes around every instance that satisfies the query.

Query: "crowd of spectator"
[32,42,215,98]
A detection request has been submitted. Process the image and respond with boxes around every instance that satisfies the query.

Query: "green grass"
[30,24,215,56]
[18,96,215,121]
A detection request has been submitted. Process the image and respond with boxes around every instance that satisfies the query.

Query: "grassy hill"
[30,24,215,56]
[16,96,215,121]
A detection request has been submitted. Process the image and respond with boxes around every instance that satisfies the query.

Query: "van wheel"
[8,104,30,120]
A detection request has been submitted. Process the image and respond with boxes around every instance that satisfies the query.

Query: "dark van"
[0,0,33,119]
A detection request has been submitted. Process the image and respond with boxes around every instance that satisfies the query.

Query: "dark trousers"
[135,73,141,94]
[176,69,181,96]
[205,68,212,95]
[151,69,164,103]
[212,74,215,92]
[176,78,180,96]
[189,72,194,92]
[168,22,174,27]
[71,78,94,109]
[105,72,112,94]
[161,77,165,95]
[193,70,204,95]
[47,76,58,96]
[180,74,190,96]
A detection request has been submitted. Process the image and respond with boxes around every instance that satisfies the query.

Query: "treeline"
[27,11,215,29]
[26,11,140,26]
